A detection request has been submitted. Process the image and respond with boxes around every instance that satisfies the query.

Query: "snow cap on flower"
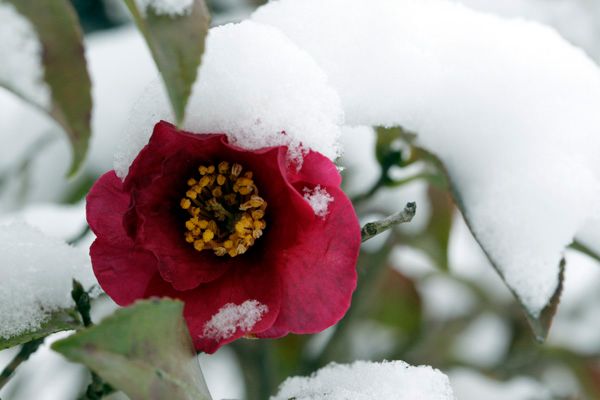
[115,21,343,180]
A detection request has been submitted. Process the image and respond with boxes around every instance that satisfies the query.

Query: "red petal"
[142,262,281,354]
[255,150,360,336]
[86,172,160,305]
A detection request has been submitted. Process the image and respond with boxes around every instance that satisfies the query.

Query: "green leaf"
[52,299,212,400]
[1,0,92,176]
[0,308,80,350]
[124,0,210,125]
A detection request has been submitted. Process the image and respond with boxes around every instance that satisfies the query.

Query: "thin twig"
[570,240,600,264]
[0,338,45,391]
[71,280,114,400]
[361,202,417,242]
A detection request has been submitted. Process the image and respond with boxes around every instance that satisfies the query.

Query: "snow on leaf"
[253,0,600,324]
[0,222,95,344]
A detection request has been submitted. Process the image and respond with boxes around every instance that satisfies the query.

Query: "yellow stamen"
[180,161,268,258]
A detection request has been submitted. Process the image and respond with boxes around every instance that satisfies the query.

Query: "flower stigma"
[180,161,267,257]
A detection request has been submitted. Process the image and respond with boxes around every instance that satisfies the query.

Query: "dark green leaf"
[52,299,212,400]
[124,0,210,125]
[2,0,92,175]
[0,308,80,350]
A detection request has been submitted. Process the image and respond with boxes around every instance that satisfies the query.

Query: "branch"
[361,202,417,242]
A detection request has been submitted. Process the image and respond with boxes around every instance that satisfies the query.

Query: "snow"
[135,0,193,17]
[303,186,333,218]
[0,222,95,339]
[202,300,268,341]
[0,2,51,109]
[271,360,455,400]
[0,202,86,241]
[253,0,600,317]
[455,0,600,62]
[115,20,343,178]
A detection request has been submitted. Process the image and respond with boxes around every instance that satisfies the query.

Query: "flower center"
[180,161,267,257]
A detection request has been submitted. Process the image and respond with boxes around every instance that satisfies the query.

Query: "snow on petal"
[303,185,334,218]
[202,300,268,341]
[0,222,96,339]
[0,2,51,109]
[115,20,343,179]
[253,0,600,316]
[270,360,455,400]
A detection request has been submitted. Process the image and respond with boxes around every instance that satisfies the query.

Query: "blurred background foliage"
[1,0,599,399]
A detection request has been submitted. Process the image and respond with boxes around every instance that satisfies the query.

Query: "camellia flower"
[87,121,361,353]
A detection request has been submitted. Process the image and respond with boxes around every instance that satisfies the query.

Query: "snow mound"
[115,20,343,179]
[253,0,600,316]
[0,222,96,339]
[271,360,455,400]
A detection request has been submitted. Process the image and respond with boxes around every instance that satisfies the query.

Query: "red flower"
[86,121,361,353]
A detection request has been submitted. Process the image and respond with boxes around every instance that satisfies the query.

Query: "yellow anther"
[218,161,229,174]
[199,176,211,188]
[207,220,218,232]
[214,247,227,256]
[187,178,197,186]
[180,198,191,209]
[217,175,226,186]
[236,244,247,255]
[185,220,196,231]
[235,216,253,234]
[194,240,205,251]
[203,230,215,242]
[186,190,197,200]
[199,166,209,175]
[251,210,264,220]
[240,196,265,210]
[231,163,243,177]
[207,165,215,174]
[224,240,234,249]
[198,220,209,229]
[191,207,200,217]
[253,220,266,230]
[185,232,195,243]
[212,187,223,197]
[253,229,263,239]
